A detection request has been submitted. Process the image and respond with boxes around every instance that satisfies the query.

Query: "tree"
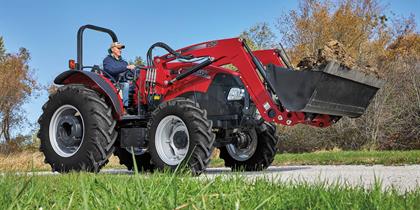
[275,0,419,151]
[0,37,5,59]
[240,22,277,50]
[133,56,144,66]
[277,0,388,66]
[0,43,38,143]
[376,31,420,150]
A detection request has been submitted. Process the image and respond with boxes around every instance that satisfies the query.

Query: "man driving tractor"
[103,42,135,107]
[38,24,384,175]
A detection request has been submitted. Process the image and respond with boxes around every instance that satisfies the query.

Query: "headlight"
[227,88,245,101]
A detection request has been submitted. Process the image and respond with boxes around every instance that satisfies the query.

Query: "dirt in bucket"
[296,40,380,77]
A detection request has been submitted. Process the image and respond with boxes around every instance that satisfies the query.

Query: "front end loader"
[38,25,384,174]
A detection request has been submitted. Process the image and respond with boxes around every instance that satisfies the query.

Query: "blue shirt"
[103,55,129,81]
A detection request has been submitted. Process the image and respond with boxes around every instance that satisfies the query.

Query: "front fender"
[54,70,123,119]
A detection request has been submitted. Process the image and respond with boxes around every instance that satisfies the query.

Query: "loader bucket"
[266,62,385,118]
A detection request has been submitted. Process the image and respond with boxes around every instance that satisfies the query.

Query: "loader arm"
[154,38,331,127]
[253,49,286,67]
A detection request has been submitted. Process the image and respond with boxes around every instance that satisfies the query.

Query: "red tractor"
[38,25,384,174]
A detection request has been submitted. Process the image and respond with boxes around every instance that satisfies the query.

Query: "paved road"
[18,165,420,192]
[204,165,420,192]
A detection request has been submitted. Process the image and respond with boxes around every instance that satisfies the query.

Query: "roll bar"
[77,24,118,70]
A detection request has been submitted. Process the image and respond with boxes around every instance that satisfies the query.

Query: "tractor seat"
[90,65,118,84]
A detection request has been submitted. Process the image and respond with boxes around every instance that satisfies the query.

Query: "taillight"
[69,59,76,70]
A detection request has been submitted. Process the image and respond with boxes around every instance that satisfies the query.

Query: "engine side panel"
[180,73,247,128]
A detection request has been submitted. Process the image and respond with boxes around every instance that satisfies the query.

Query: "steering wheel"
[124,69,134,81]
[124,66,144,81]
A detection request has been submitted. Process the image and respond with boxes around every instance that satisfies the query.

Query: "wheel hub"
[57,116,82,146]
[173,131,188,149]
[235,132,250,149]
[226,129,258,161]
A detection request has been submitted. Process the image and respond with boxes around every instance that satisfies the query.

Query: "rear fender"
[54,70,124,119]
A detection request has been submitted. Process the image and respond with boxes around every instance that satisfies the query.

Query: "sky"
[0,0,419,135]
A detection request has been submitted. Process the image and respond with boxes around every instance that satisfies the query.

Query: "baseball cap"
[110,42,125,49]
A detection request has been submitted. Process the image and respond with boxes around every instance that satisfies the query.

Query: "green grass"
[210,150,420,167]
[0,172,419,209]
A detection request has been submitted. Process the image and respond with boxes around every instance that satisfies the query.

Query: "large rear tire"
[148,98,215,175]
[219,122,278,171]
[38,84,117,172]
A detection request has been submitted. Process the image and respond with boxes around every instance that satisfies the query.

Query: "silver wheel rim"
[125,147,147,156]
[226,131,257,161]
[49,105,84,157]
[155,115,189,165]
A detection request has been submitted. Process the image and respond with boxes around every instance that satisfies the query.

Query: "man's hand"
[127,64,136,70]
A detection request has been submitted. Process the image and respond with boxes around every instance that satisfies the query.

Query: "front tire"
[148,98,215,175]
[38,84,117,172]
[219,122,278,171]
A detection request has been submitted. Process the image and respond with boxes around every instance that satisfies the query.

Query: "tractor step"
[266,62,385,118]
